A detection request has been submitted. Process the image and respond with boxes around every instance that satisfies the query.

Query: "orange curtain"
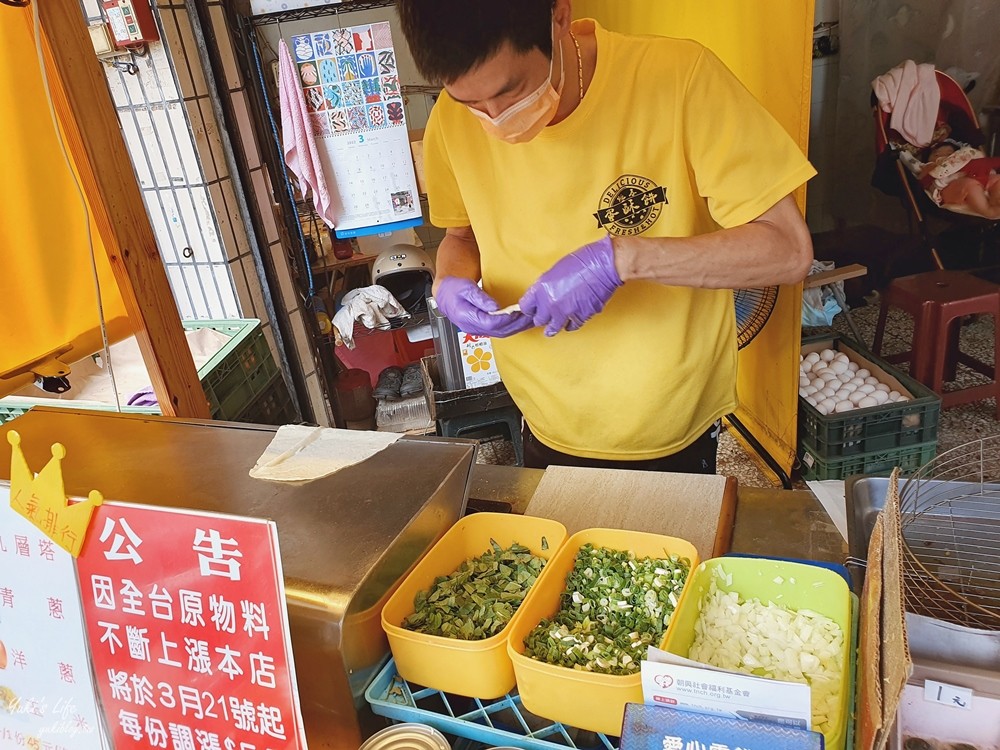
[575,0,815,478]
[0,7,130,397]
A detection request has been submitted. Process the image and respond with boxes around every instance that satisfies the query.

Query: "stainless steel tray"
[845,476,1000,669]
[888,657,1000,750]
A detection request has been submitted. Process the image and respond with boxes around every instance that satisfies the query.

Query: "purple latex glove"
[518,235,623,336]
[435,276,533,338]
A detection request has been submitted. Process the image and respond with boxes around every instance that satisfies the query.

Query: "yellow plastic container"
[506,528,700,736]
[662,557,852,750]
[381,512,567,699]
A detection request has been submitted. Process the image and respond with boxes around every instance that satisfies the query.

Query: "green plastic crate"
[199,320,279,420]
[799,439,937,481]
[799,335,941,459]
[232,373,296,425]
[0,319,275,424]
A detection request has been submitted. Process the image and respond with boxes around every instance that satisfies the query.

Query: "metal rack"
[228,0,411,424]
[250,0,397,27]
[898,435,1000,630]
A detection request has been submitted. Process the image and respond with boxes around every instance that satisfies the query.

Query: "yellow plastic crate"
[506,528,699,737]
[662,557,852,750]
[381,513,567,699]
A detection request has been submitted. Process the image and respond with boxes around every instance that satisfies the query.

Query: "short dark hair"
[396,0,556,85]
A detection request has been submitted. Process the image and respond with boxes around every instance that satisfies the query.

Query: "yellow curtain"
[575,0,814,478]
[0,7,130,397]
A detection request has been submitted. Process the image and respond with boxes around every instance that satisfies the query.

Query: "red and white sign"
[75,502,307,750]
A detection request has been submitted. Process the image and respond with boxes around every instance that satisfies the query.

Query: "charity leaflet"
[642,651,811,729]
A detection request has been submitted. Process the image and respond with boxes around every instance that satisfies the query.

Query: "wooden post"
[35,0,210,418]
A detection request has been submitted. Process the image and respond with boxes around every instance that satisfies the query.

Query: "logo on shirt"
[593,174,667,236]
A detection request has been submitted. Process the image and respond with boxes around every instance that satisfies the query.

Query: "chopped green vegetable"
[523,543,690,676]
[689,572,844,734]
[402,540,545,640]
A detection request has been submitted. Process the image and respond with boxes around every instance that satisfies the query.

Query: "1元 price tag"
[924,679,974,710]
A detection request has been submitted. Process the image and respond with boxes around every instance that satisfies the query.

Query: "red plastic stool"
[872,270,1000,417]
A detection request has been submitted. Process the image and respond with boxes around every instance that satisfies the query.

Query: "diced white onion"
[689,581,844,735]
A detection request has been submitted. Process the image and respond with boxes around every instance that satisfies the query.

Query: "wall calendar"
[289,21,423,238]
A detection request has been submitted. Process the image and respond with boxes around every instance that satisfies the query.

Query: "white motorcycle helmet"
[373,244,435,315]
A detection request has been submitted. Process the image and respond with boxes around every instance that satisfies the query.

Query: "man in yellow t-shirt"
[397,0,816,472]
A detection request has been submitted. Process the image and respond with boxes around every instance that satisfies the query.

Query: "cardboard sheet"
[857,514,884,750]
[523,466,737,561]
[878,469,913,750]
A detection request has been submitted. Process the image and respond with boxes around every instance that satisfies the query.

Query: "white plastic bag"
[802,260,843,327]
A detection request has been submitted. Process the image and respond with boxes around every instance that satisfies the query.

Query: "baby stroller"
[872,68,999,270]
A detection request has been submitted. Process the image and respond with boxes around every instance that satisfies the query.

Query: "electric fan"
[734,286,779,349]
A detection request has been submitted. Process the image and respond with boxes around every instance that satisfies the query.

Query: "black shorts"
[522,420,720,474]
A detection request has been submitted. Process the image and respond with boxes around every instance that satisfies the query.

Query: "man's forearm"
[612,195,814,289]
[431,226,482,295]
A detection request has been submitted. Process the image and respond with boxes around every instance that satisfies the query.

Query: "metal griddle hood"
[0,407,476,748]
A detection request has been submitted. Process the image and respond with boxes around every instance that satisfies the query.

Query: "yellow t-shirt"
[423,19,815,460]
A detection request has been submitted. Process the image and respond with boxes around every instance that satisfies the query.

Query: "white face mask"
[468,26,565,144]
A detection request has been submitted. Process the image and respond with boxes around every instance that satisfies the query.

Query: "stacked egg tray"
[797,335,940,480]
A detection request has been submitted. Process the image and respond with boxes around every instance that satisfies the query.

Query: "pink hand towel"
[278,39,336,227]
[872,60,940,147]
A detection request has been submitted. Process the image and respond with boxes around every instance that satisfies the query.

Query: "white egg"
[837,373,854,383]
[819,398,837,412]
[872,390,889,404]
[856,369,870,379]
[858,396,878,408]
[829,361,849,375]
[849,377,866,386]
[805,352,821,365]
[834,352,850,363]
[820,349,836,362]
[847,361,859,372]
[799,376,810,388]
[865,377,881,386]
[834,389,852,401]
[896,395,910,402]
[806,395,818,406]
[858,384,876,395]
[835,401,854,412]
[799,388,809,397]
[849,391,867,405]
[800,353,804,361]
[888,390,900,400]
[820,387,837,398]
[840,382,858,393]
[804,386,819,397]
[814,367,834,378]
[815,402,830,415]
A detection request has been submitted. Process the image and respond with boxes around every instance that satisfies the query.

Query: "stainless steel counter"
[2,411,846,747]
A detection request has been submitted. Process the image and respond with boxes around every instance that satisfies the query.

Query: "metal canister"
[358,724,451,750]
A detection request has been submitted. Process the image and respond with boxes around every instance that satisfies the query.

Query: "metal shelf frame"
[250,0,397,27]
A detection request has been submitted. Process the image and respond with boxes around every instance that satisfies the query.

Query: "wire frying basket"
[897,435,1000,630]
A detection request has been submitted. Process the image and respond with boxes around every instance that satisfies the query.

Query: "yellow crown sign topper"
[7,430,103,557]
